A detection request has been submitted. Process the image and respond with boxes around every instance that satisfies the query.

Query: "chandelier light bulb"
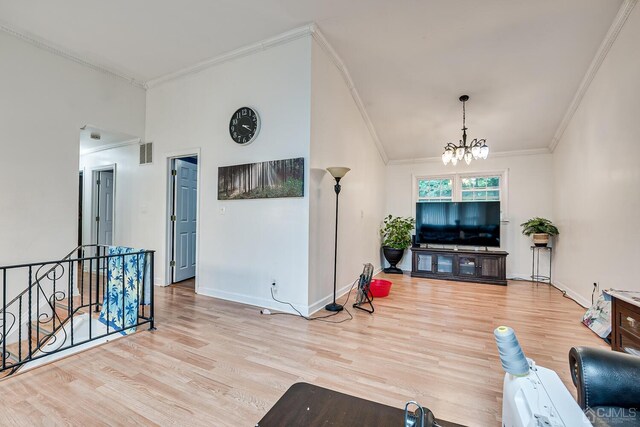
[451,156,458,166]
[464,151,473,165]
[471,145,481,159]
[481,145,489,159]
[456,147,465,160]
[442,153,450,165]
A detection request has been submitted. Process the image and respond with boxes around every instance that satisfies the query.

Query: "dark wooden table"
[257,382,464,426]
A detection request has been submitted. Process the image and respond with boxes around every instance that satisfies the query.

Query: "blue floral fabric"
[98,246,147,335]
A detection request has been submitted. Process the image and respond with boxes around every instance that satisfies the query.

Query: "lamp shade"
[326,167,350,179]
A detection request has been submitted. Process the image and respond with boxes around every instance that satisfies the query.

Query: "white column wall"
[145,37,312,313]
[308,39,387,311]
[551,5,640,305]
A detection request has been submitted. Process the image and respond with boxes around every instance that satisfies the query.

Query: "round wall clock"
[229,107,260,145]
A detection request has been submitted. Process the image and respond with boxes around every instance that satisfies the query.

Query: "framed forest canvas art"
[218,157,304,200]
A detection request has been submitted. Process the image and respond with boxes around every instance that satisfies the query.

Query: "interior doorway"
[168,156,198,287]
[91,167,116,247]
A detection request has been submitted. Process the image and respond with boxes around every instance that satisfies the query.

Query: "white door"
[96,170,114,246]
[174,159,197,282]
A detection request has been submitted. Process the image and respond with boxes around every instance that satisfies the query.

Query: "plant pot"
[532,233,550,247]
[382,246,405,274]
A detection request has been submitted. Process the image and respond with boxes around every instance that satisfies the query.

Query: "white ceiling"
[0,0,624,160]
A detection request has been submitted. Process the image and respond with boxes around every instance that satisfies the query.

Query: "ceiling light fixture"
[442,95,489,166]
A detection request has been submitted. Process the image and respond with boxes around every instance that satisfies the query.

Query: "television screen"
[415,201,501,247]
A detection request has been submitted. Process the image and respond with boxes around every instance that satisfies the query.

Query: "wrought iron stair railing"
[0,244,155,377]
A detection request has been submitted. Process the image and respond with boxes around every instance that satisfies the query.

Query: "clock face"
[229,107,260,145]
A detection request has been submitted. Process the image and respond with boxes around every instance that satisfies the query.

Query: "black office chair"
[569,347,640,426]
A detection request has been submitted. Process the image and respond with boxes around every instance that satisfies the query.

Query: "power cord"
[264,278,360,324]
[508,277,582,307]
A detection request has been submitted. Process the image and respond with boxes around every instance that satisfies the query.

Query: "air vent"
[139,142,153,165]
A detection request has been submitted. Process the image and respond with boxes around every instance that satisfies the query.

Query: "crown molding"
[80,137,141,156]
[309,25,389,165]
[0,22,145,89]
[145,24,314,89]
[387,147,551,166]
[549,0,637,152]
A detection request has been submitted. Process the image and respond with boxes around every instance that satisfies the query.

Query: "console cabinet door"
[415,252,434,273]
[478,256,503,280]
[434,254,454,275]
[457,255,478,277]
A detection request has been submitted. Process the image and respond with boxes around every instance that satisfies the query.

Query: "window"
[460,175,501,201]
[417,178,453,202]
[415,172,507,216]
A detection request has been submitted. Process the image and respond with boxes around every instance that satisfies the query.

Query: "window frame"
[416,175,455,203]
[458,173,502,202]
[412,169,509,221]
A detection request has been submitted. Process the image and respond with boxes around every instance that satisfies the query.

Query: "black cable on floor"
[266,278,359,324]
[509,277,584,307]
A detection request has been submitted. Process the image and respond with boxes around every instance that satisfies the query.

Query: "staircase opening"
[0,245,155,379]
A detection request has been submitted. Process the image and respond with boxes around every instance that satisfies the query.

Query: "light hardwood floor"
[0,274,606,426]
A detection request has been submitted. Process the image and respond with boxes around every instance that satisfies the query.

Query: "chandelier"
[442,95,489,165]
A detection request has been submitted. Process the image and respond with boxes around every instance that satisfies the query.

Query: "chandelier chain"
[462,98,466,130]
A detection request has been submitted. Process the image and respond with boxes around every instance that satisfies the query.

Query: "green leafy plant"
[520,217,559,236]
[380,215,415,249]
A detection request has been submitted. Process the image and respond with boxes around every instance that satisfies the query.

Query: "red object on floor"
[369,279,392,298]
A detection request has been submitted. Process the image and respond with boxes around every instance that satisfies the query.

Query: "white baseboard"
[196,267,384,318]
[507,273,534,281]
[197,286,310,316]
[307,267,383,315]
[552,280,591,308]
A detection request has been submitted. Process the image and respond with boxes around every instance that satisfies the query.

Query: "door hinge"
[171,215,176,222]
[95,216,100,222]
[170,260,176,267]
[171,169,177,176]
[96,179,101,186]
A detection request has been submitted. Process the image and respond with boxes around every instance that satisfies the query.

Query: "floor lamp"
[325,167,350,312]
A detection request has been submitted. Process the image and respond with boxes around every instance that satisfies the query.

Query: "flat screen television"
[415,201,501,247]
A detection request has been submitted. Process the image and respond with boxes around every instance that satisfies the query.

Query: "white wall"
[552,5,640,305]
[145,37,312,313]
[0,32,145,276]
[385,153,554,278]
[308,39,387,310]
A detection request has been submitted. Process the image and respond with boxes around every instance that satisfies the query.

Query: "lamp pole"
[325,167,350,312]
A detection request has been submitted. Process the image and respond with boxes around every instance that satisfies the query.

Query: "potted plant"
[380,215,415,274]
[520,217,559,247]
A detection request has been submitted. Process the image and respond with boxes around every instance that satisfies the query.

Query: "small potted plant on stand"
[380,215,415,274]
[520,217,559,247]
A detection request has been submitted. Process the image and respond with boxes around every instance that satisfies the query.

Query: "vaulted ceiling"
[0,0,624,161]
